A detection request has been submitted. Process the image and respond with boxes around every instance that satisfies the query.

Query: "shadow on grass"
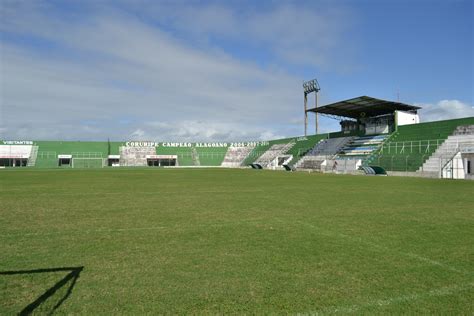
[0,266,83,315]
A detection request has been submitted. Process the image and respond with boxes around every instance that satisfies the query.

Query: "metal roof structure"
[306,96,421,120]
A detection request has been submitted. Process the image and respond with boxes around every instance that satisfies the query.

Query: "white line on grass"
[294,220,470,275]
[298,282,474,315]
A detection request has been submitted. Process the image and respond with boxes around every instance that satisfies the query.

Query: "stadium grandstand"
[1,96,473,179]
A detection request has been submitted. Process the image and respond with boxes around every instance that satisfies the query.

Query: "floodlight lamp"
[303,79,320,94]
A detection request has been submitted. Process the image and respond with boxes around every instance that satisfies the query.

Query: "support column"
[304,92,308,136]
[315,91,319,135]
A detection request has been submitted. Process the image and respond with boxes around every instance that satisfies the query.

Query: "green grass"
[1,168,473,314]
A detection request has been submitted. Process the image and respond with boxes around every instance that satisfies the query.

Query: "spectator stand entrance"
[146,155,178,167]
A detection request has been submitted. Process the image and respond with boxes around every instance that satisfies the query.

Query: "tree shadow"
[0,266,84,315]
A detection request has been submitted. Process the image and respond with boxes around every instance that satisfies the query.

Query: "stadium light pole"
[303,79,321,135]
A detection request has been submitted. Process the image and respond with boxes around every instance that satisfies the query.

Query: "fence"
[379,139,444,155]
[37,151,57,159]
[375,154,429,172]
[71,152,103,158]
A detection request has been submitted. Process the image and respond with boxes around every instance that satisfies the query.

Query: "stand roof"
[307,96,420,119]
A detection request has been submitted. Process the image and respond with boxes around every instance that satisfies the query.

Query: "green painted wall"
[2,117,472,169]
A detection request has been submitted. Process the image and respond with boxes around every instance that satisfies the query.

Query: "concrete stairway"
[418,125,474,173]
[119,146,156,166]
[221,146,255,167]
[295,137,352,169]
[27,146,39,167]
[256,141,295,168]
[191,147,201,166]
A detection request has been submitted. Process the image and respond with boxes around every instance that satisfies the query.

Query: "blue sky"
[1,0,473,141]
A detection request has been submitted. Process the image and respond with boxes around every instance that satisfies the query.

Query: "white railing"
[71,152,103,158]
[37,151,57,159]
[380,139,444,155]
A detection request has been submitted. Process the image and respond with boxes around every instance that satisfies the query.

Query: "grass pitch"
[1,168,473,314]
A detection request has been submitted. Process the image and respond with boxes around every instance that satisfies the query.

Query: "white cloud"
[417,100,474,122]
[136,120,286,142]
[133,2,355,69]
[1,6,310,141]
[130,129,145,139]
[6,2,469,143]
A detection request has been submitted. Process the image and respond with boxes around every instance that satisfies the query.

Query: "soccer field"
[1,168,473,314]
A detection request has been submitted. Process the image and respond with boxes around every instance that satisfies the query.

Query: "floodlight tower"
[303,79,321,135]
